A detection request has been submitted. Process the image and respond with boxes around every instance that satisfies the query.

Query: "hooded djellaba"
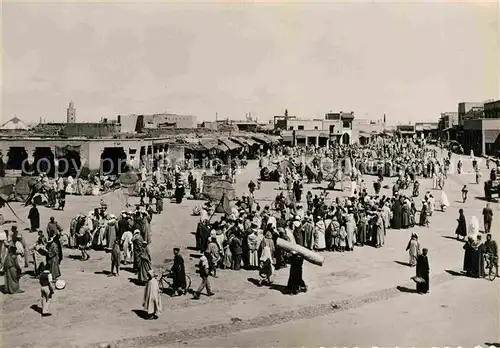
[138,241,152,285]
[258,245,275,286]
[46,237,61,280]
[143,270,162,320]
[106,215,117,250]
[391,197,403,229]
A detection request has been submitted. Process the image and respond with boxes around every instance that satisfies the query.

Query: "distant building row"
[272,110,439,147]
[439,99,500,157]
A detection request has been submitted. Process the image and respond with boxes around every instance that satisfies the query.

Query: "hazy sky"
[2,1,499,124]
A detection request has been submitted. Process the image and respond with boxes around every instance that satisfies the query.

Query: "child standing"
[111,239,121,276]
[39,269,54,317]
[339,225,347,252]
[461,185,468,203]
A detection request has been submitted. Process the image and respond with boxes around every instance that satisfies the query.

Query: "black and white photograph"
[1,1,499,347]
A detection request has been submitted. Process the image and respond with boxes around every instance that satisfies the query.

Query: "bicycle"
[484,254,498,281]
[158,270,192,295]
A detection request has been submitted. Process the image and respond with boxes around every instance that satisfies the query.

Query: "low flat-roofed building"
[118,113,197,133]
[275,111,356,146]
[396,124,416,138]
[462,118,500,156]
[484,99,500,119]
[415,122,439,139]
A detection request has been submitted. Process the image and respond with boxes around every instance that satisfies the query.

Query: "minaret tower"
[67,101,76,123]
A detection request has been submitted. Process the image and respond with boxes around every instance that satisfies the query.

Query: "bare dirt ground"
[1,148,499,348]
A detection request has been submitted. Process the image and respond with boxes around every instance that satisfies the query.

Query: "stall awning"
[252,134,272,144]
[219,138,242,151]
[229,137,246,146]
[240,137,258,146]
[267,135,282,144]
[319,133,329,138]
[282,134,293,142]
[199,140,220,151]
[296,134,306,139]
[184,143,206,152]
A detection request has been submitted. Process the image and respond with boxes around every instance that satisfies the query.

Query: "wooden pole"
[276,238,324,266]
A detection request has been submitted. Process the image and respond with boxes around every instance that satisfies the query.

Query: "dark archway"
[342,133,350,145]
[33,147,56,177]
[100,147,127,176]
[6,147,28,172]
[58,150,81,177]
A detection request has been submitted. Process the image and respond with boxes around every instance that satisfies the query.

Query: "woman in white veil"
[439,190,450,211]
[468,216,480,240]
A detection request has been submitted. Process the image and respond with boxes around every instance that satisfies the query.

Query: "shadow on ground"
[445,269,465,277]
[396,286,417,293]
[128,277,144,286]
[30,304,42,314]
[394,261,410,267]
[247,277,289,294]
[120,266,136,274]
[442,236,465,242]
[132,309,150,320]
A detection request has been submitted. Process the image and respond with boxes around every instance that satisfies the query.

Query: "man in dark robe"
[402,202,411,229]
[293,181,303,203]
[416,248,430,294]
[132,230,145,273]
[58,189,66,211]
[373,180,381,195]
[198,221,211,254]
[476,235,485,278]
[482,203,493,234]
[229,233,243,270]
[170,248,187,295]
[155,191,164,214]
[456,209,467,240]
[138,242,152,285]
[484,233,498,277]
[293,223,304,247]
[133,213,144,238]
[117,213,130,242]
[465,238,483,278]
[463,238,474,276]
[301,217,315,250]
[175,181,185,204]
[287,252,307,295]
[46,217,63,264]
[391,198,402,230]
[28,204,40,232]
[357,213,368,246]
[46,238,61,280]
[3,245,23,294]
[139,184,146,205]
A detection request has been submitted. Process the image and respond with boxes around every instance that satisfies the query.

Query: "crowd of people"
[1,137,498,321]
